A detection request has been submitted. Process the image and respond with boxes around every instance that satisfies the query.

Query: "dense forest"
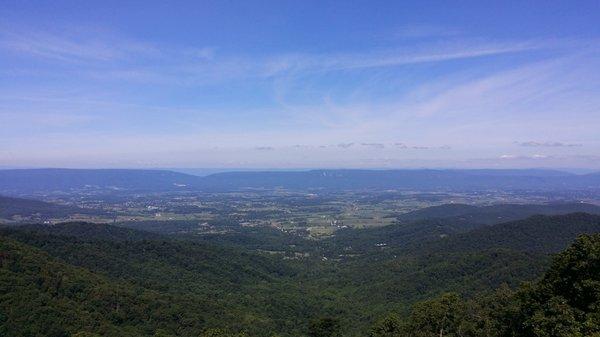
[0,196,102,220]
[2,212,600,336]
[369,233,600,337]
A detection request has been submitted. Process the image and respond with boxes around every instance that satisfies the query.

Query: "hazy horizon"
[0,166,598,176]
[2,1,599,169]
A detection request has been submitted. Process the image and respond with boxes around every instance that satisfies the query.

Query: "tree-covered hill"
[395,202,600,224]
[0,235,235,337]
[0,223,328,336]
[329,208,600,255]
[0,195,102,220]
[306,213,600,330]
[3,213,600,336]
[369,233,600,337]
[4,222,163,241]
[411,212,600,255]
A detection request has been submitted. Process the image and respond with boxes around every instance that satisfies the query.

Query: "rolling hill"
[395,202,600,224]
[0,235,262,337]
[0,195,101,220]
[0,222,319,336]
[327,203,600,253]
[4,221,162,241]
[314,213,600,323]
[3,212,600,336]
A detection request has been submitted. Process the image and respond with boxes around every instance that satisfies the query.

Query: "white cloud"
[1,25,600,168]
[516,141,582,147]
[0,25,555,85]
[361,143,385,149]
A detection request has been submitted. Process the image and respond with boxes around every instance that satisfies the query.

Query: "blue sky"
[1,1,600,169]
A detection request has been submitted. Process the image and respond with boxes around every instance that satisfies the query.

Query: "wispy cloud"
[361,143,385,149]
[515,141,582,147]
[254,146,275,151]
[261,39,543,76]
[0,29,159,62]
[0,25,554,84]
[2,23,600,168]
[500,154,552,160]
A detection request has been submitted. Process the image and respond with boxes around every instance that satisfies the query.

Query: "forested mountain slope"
[395,202,600,224]
[330,206,600,254]
[3,213,600,336]
[370,234,600,337]
[413,212,600,255]
[0,195,99,220]
[5,222,162,241]
[309,213,600,328]
[0,223,325,336]
[0,236,230,337]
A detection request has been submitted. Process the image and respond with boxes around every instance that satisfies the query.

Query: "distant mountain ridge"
[0,168,202,194]
[199,169,581,190]
[1,168,599,194]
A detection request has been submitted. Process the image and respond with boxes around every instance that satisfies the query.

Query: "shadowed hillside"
[0,195,103,220]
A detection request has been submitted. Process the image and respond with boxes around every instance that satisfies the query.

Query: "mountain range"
[1,168,600,194]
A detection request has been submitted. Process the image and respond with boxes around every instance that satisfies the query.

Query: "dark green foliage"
[0,195,102,220]
[331,213,600,255]
[369,314,404,337]
[0,223,332,336]
[307,213,600,328]
[199,328,249,337]
[3,213,600,336]
[513,234,600,337]
[116,220,221,235]
[308,318,342,337]
[6,222,162,241]
[371,290,522,337]
[117,220,315,253]
[419,213,600,255]
[371,234,600,337]
[395,203,600,225]
[0,236,211,337]
[404,293,473,337]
